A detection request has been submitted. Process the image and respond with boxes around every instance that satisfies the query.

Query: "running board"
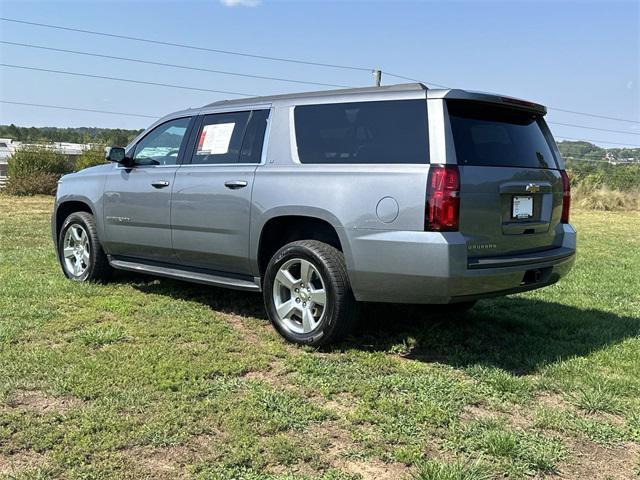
[109,258,261,292]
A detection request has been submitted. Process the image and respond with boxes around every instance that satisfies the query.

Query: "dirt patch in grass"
[555,439,639,479]
[243,360,290,385]
[321,393,357,417]
[318,420,358,457]
[7,389,84,414]
[536,392,569,410]
[241,359,356,417]
[125,445,191,479]
[225,313,266,346]
[337,457,411,480]
[304,419,413,480]
[461,402,532,430]
[460,403,500,422]
[123,433,223,479]
[0,450,48,475]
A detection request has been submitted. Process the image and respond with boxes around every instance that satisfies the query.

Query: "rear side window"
[239,110,270,164]
[294,100,429,164]
[190,109,269,164]
[192,111,250,164]
[447,100,558,169]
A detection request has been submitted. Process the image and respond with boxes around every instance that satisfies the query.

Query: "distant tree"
[6,124,20,140]
[75,146,107,171]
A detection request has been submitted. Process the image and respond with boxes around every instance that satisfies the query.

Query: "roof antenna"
[372,69,382,87]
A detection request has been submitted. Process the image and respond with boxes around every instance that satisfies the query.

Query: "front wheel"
[263,240,357,347]
[58,211,112,282]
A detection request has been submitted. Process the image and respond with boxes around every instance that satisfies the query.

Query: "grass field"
[0,195,639,480]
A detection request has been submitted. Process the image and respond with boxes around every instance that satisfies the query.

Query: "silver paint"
[53,83,576,304]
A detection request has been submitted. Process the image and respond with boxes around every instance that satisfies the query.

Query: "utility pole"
[372,69,382,87]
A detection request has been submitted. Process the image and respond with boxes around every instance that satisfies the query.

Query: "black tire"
[263,240,357,347]
[57,211,112,282]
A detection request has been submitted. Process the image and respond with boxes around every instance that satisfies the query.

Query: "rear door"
[446,100,565,258]
[171,108,270,275]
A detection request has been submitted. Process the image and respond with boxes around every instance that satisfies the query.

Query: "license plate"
[512,196,533,219]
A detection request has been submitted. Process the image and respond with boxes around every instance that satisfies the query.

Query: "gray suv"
[53,83,576,346]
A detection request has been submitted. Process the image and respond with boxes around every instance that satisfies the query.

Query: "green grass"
[414,460,490,480]
[0,195,639,479]
[445,417,566,476]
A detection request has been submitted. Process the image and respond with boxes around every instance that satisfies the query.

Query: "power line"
[2,97,639,149]
[548,121,640,136]
[6,42,637,137]
[0,17,372,73]
[0,16,454,89]
[6,42,638,137]
[386,73,640,125]
[0,100,158,119]
[0,40,350,89]
[3,17,638,127]
[549,107,639,125]
[383,71,449,89]
[381,75,640,125]
[0,63,255,97]
[369,72,640,125]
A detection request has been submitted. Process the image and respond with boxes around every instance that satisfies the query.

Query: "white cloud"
[627,80,634,89]
[220,0,260,6]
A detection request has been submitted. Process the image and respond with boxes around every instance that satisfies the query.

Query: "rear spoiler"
[427,89,547,115]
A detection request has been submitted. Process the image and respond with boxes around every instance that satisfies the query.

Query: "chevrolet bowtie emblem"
[526,183,541,193]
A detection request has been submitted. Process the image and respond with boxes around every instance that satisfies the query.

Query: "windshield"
[447,100,559,169]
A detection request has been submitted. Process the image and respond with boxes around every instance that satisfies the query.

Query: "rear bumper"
[347,224,576,304]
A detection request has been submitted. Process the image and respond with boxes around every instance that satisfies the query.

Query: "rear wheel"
[263,240,356,347]
[58,211,112,282]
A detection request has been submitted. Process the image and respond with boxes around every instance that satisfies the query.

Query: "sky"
[0,0,638,148]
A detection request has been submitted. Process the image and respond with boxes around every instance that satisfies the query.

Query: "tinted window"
[447,100,558,169]
[239,110,270,164]
[133,117,190,166]
[294,100,429,164]
[192,111,250,164]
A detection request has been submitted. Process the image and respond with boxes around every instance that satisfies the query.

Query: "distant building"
[0,144,11,161]
[0,139,95,189]
[0,139,11,188]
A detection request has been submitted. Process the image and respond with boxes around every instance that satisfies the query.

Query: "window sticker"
[197,123,235,155]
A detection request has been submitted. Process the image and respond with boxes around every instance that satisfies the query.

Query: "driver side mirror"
[106,146,133,167]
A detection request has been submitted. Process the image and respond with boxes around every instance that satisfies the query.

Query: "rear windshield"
[294,100,429,164]
[447,100,558,169]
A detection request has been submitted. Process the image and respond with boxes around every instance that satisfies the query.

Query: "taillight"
[560,170,571,224]
[425,165,460,231]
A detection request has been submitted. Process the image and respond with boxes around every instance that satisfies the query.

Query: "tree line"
[0,124,142,147]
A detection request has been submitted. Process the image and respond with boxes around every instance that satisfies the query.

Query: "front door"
[103,116,193,262]
[171,109,269,275]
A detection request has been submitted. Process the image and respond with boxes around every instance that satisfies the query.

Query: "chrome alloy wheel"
[62,223,90,277]
[272,258,327,334]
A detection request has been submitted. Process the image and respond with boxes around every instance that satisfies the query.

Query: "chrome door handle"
[224,180,248,190]
[151,181,170,188]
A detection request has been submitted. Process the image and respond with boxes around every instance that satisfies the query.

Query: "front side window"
[447,100,559,169]
[294,100,429,164]
[133,117,191,166]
